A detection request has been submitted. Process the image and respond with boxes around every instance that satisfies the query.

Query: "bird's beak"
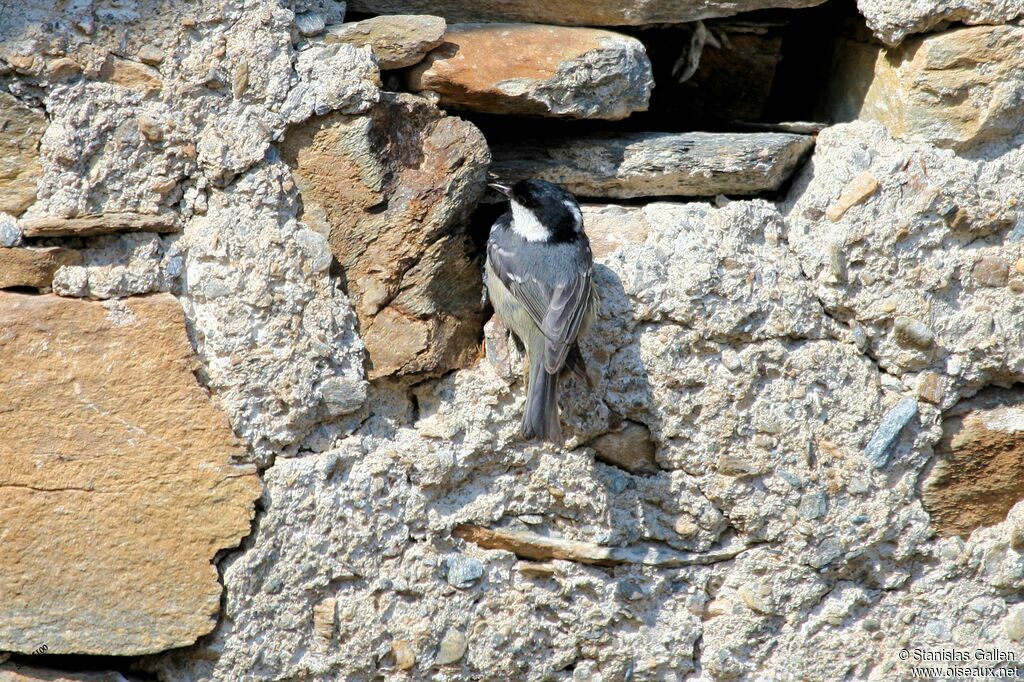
[488,182,511,197]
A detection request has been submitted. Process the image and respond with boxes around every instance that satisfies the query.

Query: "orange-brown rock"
[0,92,45,216]
[407,24,652,120]
[0,293,261,655]
[923,388,1024,537]
[282,93,488,379]
[0,247,83,290]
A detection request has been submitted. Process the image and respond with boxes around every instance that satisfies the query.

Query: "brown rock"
[973,256,1010,288]
[588,421,660,474]
[312,598,336,642]
[825,172,879,222]
[923,388,1024,537]
[916,371,944,405]
[325,15,446,70]
[0,246,83,290]
[282,93,488,379]
[19,212,178,238]
[348,0,827,26]
[0,92,45,216]
[0,293,261,654]
[97,54,162,92]
[407,24,652,120]
[824,25,1024,151]
[453,525,747,567]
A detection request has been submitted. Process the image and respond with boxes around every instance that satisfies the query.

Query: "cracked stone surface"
[0,293,260,656]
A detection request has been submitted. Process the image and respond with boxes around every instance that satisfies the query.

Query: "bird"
[484,179,599,443]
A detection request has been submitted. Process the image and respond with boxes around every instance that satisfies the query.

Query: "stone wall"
[3,1,1024,680]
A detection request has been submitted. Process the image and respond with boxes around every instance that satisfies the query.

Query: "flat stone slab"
[349,0,826,26]
[0,293,261,655]
[407,23,652,120]
[19,212,178,238]
[490,131,814,198]
[324,15,446,69]
[0,246,82,290]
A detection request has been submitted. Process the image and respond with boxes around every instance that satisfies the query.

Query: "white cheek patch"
[510,200,551,242]
[563,199,583,232]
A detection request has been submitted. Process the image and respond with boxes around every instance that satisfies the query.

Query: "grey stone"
[490,132,814,199]
[856,0,1024,45]
[0,213,22,247]
[317,376,368,416]
[863,398,918,468]
[798,492,828,520]
[444,555,484,589]
[294,11,326,37]
[348,0,827,26]
[325,15,446,70]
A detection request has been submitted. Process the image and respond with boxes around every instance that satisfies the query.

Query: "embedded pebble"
[392,640,416,670]
[435,629,467,665]
[892,316,933,350]
[445,555,484,589]
[864,398,918,467]
[0,212,22,246]
[295,11,326,36]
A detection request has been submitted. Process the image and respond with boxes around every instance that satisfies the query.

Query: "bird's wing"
[487,233,552,337]
[542,239,593,374]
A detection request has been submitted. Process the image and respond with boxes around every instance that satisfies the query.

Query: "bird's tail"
[522,351,561,443]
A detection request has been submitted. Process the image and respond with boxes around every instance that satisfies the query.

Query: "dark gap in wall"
[429,0,866,143]
[3,654,156,680]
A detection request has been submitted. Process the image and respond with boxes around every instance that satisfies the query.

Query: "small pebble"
[445,554,484,589]
[673,516,698,538]
[798,491,828,520]
[892,316,933,350]
[295,11,326,36]
[864,398,918,468]
[916,371,943,404]
[137,45,166,65]
[0,212,22,246]
[973,256,1009,287]
[392,640,416,671]
[721,349,741,372]
[435,629,467,665]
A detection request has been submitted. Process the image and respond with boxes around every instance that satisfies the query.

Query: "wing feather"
[487,217,594,372]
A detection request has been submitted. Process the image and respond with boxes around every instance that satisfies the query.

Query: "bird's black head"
[505,179,583,243]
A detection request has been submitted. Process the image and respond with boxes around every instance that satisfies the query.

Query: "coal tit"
[485,179,599,442]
